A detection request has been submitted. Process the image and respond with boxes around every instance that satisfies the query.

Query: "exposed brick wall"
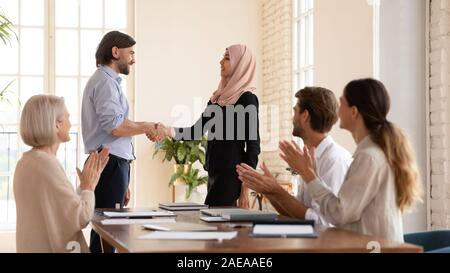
[430,0,450,229]
[261,0,293,181]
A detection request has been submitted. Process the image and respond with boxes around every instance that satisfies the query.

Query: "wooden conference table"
[90,209,422,253]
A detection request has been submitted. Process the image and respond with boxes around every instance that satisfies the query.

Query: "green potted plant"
[153,136,208,200]
[0,11,18,106]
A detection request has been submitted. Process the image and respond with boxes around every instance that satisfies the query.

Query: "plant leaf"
[177,145,187,164]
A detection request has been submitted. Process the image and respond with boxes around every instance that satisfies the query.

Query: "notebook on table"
[143,222,218,232]
[159,202,208,211]
[103,210,176,218]
[200,208,278,222]
[250,219,317,238]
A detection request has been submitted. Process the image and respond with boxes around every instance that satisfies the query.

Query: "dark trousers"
[89,154,130,253]
[204,169,242,206]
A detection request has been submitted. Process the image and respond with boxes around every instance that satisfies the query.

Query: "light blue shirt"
[81,65,134,160]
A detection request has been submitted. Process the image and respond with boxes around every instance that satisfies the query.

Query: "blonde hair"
[20,95,66,147]
[344,78,423,212]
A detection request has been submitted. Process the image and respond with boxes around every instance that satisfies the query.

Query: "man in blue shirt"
[81,31,158,253]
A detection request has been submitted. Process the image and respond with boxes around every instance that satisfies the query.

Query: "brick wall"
[261,0,293,181]
[430,0,450,229]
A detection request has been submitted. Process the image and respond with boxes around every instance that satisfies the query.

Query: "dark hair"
[344,78,422,212]
[295,87,338,133]
[95,31,136,67]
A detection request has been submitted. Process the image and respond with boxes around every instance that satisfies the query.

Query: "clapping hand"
[236,162,281,195]
[77,147,110,191]
[279,140,317,183]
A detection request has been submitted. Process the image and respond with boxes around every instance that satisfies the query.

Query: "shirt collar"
[314,135,333,160]
[354,135,374,155]
[99,65,122,84]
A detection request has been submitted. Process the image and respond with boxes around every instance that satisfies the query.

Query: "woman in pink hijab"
[151,44,260,207]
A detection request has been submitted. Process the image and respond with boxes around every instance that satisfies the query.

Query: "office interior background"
[0,0,445,252]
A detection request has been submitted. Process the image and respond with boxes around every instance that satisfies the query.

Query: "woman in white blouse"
[14,94,110,253]
[278,78,422,242]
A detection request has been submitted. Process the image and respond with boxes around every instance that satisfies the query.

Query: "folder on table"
[200,208,278,222]
[159,202,208,211]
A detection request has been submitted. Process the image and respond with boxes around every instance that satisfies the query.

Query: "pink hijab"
[210,44,256,106]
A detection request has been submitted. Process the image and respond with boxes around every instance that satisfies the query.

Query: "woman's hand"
[238,186,250,209]
[279,140,317,183]
[77,147,110,191]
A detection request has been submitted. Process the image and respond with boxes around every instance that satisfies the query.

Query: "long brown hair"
[344,78,422,212]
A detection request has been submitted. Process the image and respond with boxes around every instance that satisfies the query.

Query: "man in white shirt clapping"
[236,87,352,226]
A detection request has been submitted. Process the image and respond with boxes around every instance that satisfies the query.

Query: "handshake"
[146,122,174,142]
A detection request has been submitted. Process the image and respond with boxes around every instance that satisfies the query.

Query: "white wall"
[314,0,374,153]
[133,0,262,207]
[379,0,427,232]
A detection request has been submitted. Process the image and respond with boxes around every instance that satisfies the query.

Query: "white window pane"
[298,20,305,68]
[57,128,78,188]
[300,0,306,14]
[0,0,19,25]
[20,28,44,75]
[105,0,127,29]
[20,0,44,26]
[56,78,79,123]
[20,77,43,106]
[55,0,79,28]
[293,0,299,18]
[309,14,314,66]
[0,37,18,74]
[80,0,102,28]
[305,15,311,66]
[306,0,313,11]
[56,29,79,76]
[293,22,298,70]
[0,177,8,221]
[80,30,102,76]
[0,76,18,124]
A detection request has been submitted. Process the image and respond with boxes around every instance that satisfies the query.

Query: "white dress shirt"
[305,136,404,242]
[296,135,352,226]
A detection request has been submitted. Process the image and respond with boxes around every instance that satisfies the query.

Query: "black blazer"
[174,92,260,173]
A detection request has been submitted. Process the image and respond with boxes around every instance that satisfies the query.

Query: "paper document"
[252,224,314,236]
[138,231,238,241]
[143,222,218,231]
[100,218,176,226]
[103,210,175,218]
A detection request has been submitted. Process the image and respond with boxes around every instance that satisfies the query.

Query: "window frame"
[0,0,135,229]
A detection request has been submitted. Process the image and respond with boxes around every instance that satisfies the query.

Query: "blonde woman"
[14,94,109,253]
[252,78,421,242]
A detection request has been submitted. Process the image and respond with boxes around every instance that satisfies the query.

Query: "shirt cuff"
[80,190,95,201]
[304,208,318,221]
[305,178,328,199]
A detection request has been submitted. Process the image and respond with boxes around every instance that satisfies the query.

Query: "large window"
[293,0,314,98]
[0,0,133,229]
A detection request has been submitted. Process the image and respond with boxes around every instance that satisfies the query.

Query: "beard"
[292,124,305,138]
[118,61,130,75]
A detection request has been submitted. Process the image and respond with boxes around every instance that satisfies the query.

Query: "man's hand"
[279,140,317,183]
[146,122,173,142]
